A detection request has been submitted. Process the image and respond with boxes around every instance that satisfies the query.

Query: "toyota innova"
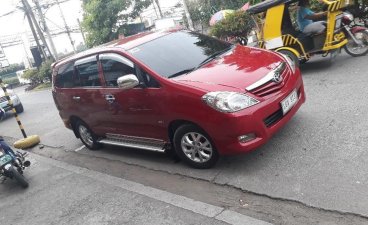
[52,30,305,168]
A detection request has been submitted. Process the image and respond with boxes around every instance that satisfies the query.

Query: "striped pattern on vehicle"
[0,79,27,138]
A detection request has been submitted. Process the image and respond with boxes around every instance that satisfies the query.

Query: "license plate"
[0,154,12,167]
[281,89,298,115]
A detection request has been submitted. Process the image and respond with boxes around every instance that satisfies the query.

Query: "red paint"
[52,30,305,155]
[350,26,368,34]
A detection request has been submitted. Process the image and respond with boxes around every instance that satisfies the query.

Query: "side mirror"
[117,74,139,90]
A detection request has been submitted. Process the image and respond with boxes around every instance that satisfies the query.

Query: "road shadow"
[299,53,356,74]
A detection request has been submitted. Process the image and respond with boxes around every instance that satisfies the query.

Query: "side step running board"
[98,134,167,153]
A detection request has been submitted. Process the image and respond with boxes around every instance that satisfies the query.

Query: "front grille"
[250,71,290,97]
[264,108,283,127]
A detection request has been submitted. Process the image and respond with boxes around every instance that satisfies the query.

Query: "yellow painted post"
[0,78,40,149]
[0,79,27,138]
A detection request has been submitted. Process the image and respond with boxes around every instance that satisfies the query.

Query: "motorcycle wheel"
[344,30,368,57]
[8,166,29,188]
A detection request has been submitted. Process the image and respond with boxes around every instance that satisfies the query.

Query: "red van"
[52,30,305,168]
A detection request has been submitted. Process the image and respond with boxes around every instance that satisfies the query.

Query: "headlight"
[202,92,260,113]
[278,53,296,74]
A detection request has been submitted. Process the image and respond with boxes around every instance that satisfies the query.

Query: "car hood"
[173,45,284,92]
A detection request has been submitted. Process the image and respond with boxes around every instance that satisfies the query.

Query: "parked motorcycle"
[0,144,30,188]
[342,11,368,56]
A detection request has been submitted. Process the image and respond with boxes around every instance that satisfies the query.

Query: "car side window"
[56,62,75,88]
[74,56,100,87]
[100,53,135,87]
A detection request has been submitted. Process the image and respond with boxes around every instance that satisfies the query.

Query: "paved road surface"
[1,52,368,217]
[0,152,270,225]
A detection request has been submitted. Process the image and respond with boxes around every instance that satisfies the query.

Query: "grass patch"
[32,82,52,91]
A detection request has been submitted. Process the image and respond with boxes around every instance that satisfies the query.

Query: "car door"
[99,53,167,140]
[70,55,110,135]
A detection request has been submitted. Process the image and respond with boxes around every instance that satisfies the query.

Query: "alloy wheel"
[181,132,213,163]
[78,125,94,147]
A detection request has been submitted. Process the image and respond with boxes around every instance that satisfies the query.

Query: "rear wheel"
[15,103,24,113]
[344,30,368,57]
[173,124,219,169]
[75,120,102,150]
[277,49,300,67]
[8,166,28,188]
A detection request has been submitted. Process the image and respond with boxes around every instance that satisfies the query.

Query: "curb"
[29,152,273,225]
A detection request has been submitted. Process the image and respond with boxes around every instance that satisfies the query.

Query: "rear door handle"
[72,96,80,101]
[105,94,115,103]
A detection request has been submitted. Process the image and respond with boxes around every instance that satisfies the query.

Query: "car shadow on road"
[299,53,354,74]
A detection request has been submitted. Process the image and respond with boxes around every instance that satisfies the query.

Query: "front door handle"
[72,96,80,101]
[105,94,115,103]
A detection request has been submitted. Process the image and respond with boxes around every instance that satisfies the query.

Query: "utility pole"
[151,0,159,18]
[23,0,54,61]
[56,0,76,53]
[154,0,163,18]
[182,0,194,30]
[33,0,58,60]
[77,18,86,44]
[21,0,47,62]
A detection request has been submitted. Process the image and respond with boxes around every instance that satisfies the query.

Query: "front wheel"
[277,49,300,67]
[8,166,28,188]
[173,124,219,169]
[15,103,24,113]
[344,30,368,57]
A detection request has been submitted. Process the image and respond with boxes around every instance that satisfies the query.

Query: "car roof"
[247,0,297,14]
[54,28,182,68]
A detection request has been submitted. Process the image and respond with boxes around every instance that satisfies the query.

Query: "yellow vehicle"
[247,0,357,64]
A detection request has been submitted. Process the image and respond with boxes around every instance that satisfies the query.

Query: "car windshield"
[129,31,232,78]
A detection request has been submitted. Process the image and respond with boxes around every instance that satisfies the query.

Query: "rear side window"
[74,61,100,87]
[100,53,135,87]
[55,62,75,88]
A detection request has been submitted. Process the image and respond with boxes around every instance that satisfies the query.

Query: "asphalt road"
[1,52,368,218]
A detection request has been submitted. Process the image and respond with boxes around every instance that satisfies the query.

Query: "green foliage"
[185,0,250,28]
[22,69,41,84]
[33,82,52,91]
[0,63,25,77]
[3,77,20,86]
[38,60,53,81]
[21,60,53,84]
[209,10,254,39]
[82,0,151,47]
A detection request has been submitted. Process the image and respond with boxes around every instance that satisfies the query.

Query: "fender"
[350,26,368,34]
[275,47,301,57]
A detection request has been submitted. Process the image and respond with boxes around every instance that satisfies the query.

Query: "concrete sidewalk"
[0,153,272,225]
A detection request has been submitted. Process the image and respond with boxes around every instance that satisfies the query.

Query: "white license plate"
[0,154,12,167]
[281,89,298,115]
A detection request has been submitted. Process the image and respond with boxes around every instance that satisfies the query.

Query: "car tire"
[15,103,24,113]
[277,49,300,67]
[173,124,219,169]
[75,120,102,150]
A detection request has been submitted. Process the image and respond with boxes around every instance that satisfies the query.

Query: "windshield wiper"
[168,68,195,78]
[194,45,234,70]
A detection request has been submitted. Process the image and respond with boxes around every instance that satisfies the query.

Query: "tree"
[209,10,254,40]
[184,0,250,30]
[82,0,151,47]
[0,63,25,77]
